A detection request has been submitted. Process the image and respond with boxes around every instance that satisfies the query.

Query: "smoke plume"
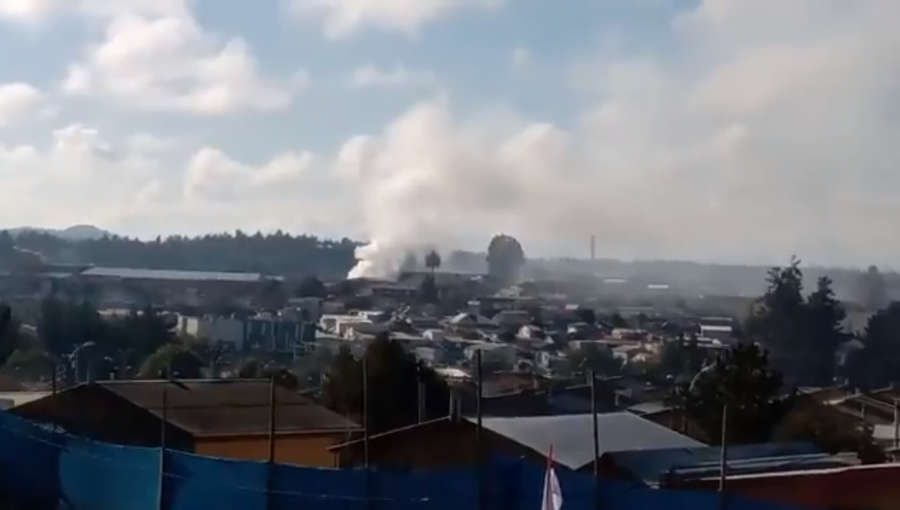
[341,0,900,278]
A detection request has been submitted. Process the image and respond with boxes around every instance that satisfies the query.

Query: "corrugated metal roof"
[97,379,359,436]
[80,267,270,283]
[608,442,822,483]
[465,413,703,470]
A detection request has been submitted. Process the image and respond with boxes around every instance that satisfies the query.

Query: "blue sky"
[0,0,897,270]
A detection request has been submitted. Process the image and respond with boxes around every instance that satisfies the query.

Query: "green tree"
[803,277,846,385]
[1,349,55,382]
[424,250,442,274]
[486,234,526,286]
[609,312,628,329]
[775,402,884,463]
[845,302,900,389]
[744,258,807,378]
[139,344,203,379]
[324,333,449,434]
[656,336,705,381]
[575,308,597,325]
[564,343,623,377]
[0,304,20,367]
[418,275,439,303]
[295,276,327,298]
[673,343,793,445]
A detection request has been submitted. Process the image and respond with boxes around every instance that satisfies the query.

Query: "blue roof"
[80,267,274,283]
[607,442,823,484]
[465,413,704,470]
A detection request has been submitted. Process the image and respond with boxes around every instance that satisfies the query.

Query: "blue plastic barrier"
[0,411,806,510]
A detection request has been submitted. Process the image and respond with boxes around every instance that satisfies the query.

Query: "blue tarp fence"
[0,411,803,510]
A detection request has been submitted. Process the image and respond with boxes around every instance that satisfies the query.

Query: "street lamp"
[689,362,729,509]
[68,341,97,384]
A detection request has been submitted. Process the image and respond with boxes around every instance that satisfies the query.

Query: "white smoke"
[341,0,900,277]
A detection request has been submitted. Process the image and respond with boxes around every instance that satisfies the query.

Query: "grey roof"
[80,267,273,283]
[466,412,703,470]
[607,442,821,484]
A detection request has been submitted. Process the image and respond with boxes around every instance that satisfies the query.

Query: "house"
[463,343,517,369]
[446,313,494,332]
[493,310,532,329]
[10,379,360,468]
[329,412,702,471]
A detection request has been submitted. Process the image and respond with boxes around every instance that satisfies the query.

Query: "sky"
[0,0,897,270]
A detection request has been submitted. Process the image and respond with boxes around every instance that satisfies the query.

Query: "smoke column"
[336,2,900,276]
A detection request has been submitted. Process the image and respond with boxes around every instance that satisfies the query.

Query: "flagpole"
[544,445,554,510]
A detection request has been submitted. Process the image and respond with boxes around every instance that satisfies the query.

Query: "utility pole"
[718,403,728,510]
[590,370,600,509]
[475,350,484,510]
[266,376,276,510]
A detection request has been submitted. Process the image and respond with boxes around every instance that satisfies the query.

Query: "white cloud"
[0,0,189,24]
[2,0,899,271]
[0,83,44,127]
[287,0,501,39]
[350,65,436,88]
[510,47,530,69]
[63,13,302,115]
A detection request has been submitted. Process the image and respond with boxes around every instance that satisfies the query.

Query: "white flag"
[541,446,563,510]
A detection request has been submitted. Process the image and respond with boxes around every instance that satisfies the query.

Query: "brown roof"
[97,379,360,437]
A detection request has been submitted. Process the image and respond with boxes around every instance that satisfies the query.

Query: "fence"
[0,411,803,510]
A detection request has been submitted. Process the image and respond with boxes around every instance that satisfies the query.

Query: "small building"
[10,379,360,468]
[331,412,702,471]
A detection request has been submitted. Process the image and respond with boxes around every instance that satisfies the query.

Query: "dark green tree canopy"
[139,344,203,379]
[673,343,793,445]
[324,333,449,434]
[486,234,525,285]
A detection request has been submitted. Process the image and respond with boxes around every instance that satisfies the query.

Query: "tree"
[418,275,439,303]
[0,304,18,367]
[486,234,525,286]
[324,333,449,434]
[575,308,597,325]
[564,344,623,377]
[803,277,846,385]
[744,258,807,379]
[424,250,442,274]
[775,402,884,463]
[609,312,628,329]
[656,336,705,381]
[857,265,888,311]
[673,343,793,445]
[139,344,203,379]
[845,302,900,389]
[1,349,54,382]
[295,276,327,298]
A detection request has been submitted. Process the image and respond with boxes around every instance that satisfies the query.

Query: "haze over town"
[0,0,897,269]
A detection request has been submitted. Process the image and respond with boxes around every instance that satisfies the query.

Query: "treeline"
[8,230,360,279]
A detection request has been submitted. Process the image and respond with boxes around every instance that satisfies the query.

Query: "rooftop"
[466,412,703,470]
[95,379,359,437]
[80,266,278,283]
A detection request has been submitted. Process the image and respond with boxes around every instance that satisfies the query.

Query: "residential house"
[464,343,517,369]
[493,310,532,329]
[446,313,494,333]
[11,379,360,468]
